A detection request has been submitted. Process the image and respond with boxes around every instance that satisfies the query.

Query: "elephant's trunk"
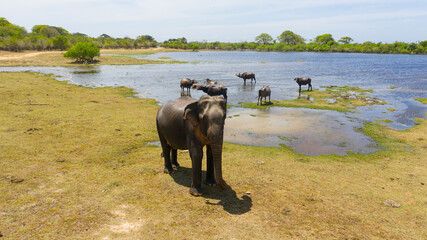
[211,143,225,190]
[208,122,226,190]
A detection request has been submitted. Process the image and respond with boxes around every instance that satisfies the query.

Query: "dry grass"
[0,48,184,67]
[1,72,426,239]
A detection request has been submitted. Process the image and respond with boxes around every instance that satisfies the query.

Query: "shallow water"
[2,51,426,155]
[225,108,377,155]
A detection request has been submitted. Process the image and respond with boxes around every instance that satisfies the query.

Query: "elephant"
[192,84,228,100]
[257,86,271,105]
[180,78,197,92]
[156,95,227,196]
[236,72,256,84]
[294,77,312,93]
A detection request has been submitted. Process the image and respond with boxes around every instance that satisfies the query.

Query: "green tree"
[255,33,273,44]
[338,36,353,44]
[53,35,70,50]
[32,25,69,38]
[64,42,100,63]
[0,17,27,37]
[99,34,112,39]
[277,30,305,45]
[315,34,335,45]
[419,40,427,48]
[137,35,155,42]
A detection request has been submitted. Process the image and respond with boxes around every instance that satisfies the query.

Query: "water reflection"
[239,82,256,92]
[297,93,311,101]
[72,69,101,74]
[180,91,192,97]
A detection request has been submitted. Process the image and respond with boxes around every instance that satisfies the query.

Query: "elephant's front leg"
[189,146,204,196]
[205,145,216,186]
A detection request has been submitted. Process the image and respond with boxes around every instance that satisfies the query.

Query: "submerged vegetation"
[240,86,385,111]
[1,72,426,239]
[1,17,426,55]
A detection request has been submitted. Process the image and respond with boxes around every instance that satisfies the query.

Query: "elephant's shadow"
[169,167,252,215]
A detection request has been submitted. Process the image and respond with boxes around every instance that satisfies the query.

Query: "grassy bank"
[0,48,185,67]
[1,72,426,239]
[239,86,385,111]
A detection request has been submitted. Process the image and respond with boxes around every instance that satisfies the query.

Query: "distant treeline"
[0,18,157,51]
[160,33,427,55]
[1,17,426,55]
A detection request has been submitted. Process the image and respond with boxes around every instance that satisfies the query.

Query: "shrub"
[64,42,100,63]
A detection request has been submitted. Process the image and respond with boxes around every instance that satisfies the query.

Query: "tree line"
[162,32,427,55]
[0,18,157,51]
[1,17,426,54]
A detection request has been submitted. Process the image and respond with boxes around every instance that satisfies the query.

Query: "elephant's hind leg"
[171,149,180,170]
[159,134,174,173]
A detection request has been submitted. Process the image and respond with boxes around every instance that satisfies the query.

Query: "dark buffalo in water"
[294,77,312,93]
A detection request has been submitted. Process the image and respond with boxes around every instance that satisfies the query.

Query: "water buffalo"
[193,84,227,100]
[236,72,256,84]
[205,78,218,84]
[180,78,197,92]
[257,86,271,105]
[294,77,312,93]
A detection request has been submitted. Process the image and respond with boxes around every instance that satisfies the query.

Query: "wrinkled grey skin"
[205,78,218,84]
[193,84,228,100]
[180,78,197,92]
[236,72,256,84]
[294,77,312,93]
[156,95,227,196]
[257,86,271,105]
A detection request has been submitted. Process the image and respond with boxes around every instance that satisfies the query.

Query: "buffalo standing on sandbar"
[257,86,271,105]
[294,77,312,93]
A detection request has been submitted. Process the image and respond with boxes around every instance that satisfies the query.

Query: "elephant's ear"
[183,102,199,127]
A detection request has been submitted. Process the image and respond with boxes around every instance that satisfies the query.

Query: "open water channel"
[2,51,426,155]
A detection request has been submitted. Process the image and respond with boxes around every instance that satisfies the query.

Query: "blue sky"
[2,0,426,43]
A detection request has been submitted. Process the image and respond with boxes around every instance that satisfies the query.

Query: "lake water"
[2,51,426,155]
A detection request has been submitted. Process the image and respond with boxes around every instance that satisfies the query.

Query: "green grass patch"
[240,86,384,111]
[376,119,394,123]
[278,136,298,142]
[414,98,427,104]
